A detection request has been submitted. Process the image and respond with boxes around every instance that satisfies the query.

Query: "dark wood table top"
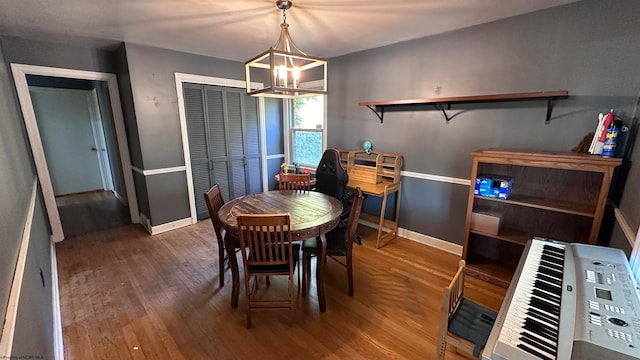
[218,190,343,241]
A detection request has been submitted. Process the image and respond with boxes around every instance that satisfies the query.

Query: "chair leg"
[244,275,252,328]
[347,254,354,296]
[301,252,308,296]
[289,269,295,324]
[218,239,225,287]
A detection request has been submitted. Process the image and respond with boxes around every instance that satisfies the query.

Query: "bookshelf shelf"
[463,148,621,287]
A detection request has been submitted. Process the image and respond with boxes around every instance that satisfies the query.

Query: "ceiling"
[0,0,582,62]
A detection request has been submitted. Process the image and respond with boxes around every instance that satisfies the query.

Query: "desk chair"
[236,214,299,328]
[315,148,360,244]
[301,187,364,296]
[436,260,497,359]
[204,184,239,287]
[278,173,311,191]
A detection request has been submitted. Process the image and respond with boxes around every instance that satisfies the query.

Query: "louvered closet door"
[184,84,213,219]
[220,88,263,199]
[243,95,262,194]
[205,87,232,203]
[184,83,262,219]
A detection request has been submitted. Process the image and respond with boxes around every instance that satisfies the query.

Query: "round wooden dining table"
[218,190,343,312]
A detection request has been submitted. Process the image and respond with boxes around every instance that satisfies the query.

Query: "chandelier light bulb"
[292,66,300,87]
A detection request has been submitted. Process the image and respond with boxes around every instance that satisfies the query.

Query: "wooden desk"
[339,149,403,248]
[218,190,342,312]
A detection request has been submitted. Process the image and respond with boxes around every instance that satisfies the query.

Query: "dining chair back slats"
[278,173,311,191]
[236,213,296,328]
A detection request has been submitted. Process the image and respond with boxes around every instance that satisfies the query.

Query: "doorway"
[11,64,139,242]
[29,84,130,237]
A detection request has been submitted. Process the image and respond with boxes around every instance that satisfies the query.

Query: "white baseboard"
[139,213,194,235]
[51,242,64,360]
[149,217,194,235]
[358,219,462,256]
[397,227,462,256]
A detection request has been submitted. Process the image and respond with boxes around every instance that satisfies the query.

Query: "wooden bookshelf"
[463,149,621,287]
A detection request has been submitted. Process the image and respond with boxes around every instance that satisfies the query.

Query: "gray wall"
[328,0,640,246]
[0,39,54,359]
[1,36,117,73]
[122,43,246,225]
[11,197,54,358]
[609,93,640,254]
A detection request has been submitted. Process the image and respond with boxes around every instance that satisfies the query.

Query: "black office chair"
[315,149,360,244]
[315,148,349,205]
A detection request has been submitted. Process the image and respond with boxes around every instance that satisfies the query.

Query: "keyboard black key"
[540,259,563,273]
[538,265,563,280]
[517,343,554,360]
[528,308,559,326]
[520,332,557,356]
[534,281,562,297]
[537,273,562,287]
[524,318,557,342]
[530,296,560,316]
[542,254,563,266]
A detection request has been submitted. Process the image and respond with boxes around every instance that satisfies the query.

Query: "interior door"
[30,87,104,196]
[184,83,262,219]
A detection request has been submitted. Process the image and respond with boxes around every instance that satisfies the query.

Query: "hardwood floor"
[56,219,506,359]
[56,190,130,238]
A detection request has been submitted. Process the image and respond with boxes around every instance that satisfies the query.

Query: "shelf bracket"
[545,97,554,124]
[434,103,452,123]
[367,105,384,123]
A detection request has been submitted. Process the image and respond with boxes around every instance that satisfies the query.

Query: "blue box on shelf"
[474,175,513,199]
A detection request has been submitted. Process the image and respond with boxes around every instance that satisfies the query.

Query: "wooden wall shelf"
[358,90,569,123]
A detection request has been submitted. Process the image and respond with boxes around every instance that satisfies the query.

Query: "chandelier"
[245,0,327,98]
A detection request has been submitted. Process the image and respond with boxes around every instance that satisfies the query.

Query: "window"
[288,95,325,168]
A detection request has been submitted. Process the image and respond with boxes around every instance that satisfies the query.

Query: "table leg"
[316,234,328,312]
[224,234,240,309]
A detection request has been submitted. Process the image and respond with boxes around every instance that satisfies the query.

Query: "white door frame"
[174,72,264,224]
[11,64,139,242]
[88,88,114,192]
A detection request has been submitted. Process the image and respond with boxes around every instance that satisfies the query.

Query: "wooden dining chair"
[204,184,239,287]
[435,260,497,360]
[236,213,299,328]
[278,173,311,191]
[301,187,364,296]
